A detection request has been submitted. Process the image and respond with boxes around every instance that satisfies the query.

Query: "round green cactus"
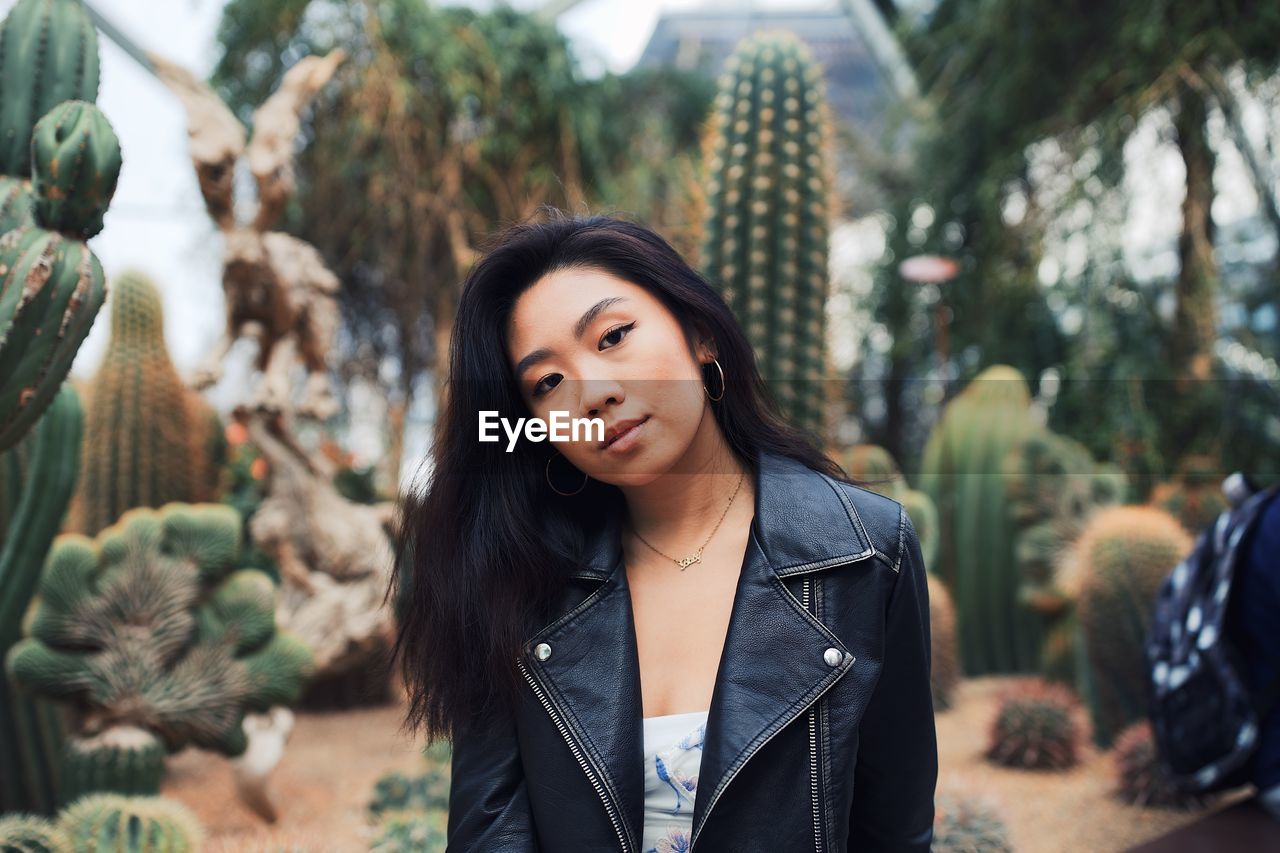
[0,812,70,852]
[30,101,122,240]
[932,792,1013,852]
[371,809,448,853]
[4,502,315,801]
[1068,505,1192,748]
[985,677,1085,770]
[57,792,204,853]
[0,0,101,180]
[699,29,834,438]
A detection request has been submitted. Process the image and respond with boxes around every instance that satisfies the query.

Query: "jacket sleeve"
[847,504,938,852]
[445,700,541,852]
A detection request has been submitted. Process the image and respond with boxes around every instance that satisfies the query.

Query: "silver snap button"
[823,647,842,667]
[534,642,552,661]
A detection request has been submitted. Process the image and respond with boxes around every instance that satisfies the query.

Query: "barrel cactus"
[0,0,101,235]
[931,792,1013,852]
[57,792,204,852]
[0,384,82,814]
[69,270,209,535]
[4,502,315,803]
[985,677,1085,770]
[1065,505,1193,748]
[919,365,1041,675]
[699,30,835,439]
[927,573,961,711]
[368,765,451,820]
[1111,721,1211,811]
[0,100,120,452]
[0,812,70,851]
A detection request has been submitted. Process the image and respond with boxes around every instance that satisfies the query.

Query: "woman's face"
[506,265,713,486]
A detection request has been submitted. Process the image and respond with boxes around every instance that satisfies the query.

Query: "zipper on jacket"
[516,656,632,852]
[804,576,825,853]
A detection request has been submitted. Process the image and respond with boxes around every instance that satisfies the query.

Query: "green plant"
[0,384,83,814]
[699,29,835,439]
[368,766,451,820]
[1066,505,1192,748]
[985,677,1085,770]
[0,101,120,451]
[69,270,207,535]
[0,812,70,852]
[370,809,448,852]
[1111,721,1210,811]
[57,792,204,852]
[5,502,315,803]
[919,365,1041,675]
[931,792,1013,852]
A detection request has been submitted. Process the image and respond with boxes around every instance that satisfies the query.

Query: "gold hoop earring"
[703,357,725,402]
[546,451,588,496]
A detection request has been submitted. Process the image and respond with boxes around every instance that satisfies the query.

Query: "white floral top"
[640,709,708,853]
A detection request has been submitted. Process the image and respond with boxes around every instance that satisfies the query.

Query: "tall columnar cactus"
[1064,505,1193,749]
[70,270,207,535]
[699,30,834,439]
[0,0,101,235]
[58,792,205,852]
[0,383,82,815]
[0,100,120,451]
[919,365,1041,676]
[4,502,315,803]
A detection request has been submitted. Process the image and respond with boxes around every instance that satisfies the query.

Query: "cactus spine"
[919,365,1041,675]
[0,101,120,451]
[1067,505,1192,748]
[699,30,834,438]
[4,502,315,802]
[0,383,82,814]
[71,270,207,535]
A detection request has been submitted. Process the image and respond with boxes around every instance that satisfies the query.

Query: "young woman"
[388,210,937,852]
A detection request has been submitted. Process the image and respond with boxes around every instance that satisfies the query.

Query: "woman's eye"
[533,375,561,397]
[532,323,634,398]
[601,321,636,349]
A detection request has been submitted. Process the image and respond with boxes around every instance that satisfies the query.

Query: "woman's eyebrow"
[513,296,630,378]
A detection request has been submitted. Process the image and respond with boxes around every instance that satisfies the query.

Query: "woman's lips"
[601,416,649,453]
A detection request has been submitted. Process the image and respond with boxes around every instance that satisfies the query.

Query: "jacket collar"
[520,447,877,850]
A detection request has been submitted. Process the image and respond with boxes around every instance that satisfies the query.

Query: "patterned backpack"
[1145,472,1280,794]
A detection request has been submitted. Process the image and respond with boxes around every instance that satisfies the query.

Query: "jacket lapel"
[520,448,878,851]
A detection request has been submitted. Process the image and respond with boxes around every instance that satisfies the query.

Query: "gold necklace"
[629,469,746,571]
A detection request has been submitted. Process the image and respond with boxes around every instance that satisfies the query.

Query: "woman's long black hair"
[387,208,860,745]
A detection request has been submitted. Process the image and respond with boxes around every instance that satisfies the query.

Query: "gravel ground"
[935,676,1252,852]
[159,676,1250,851]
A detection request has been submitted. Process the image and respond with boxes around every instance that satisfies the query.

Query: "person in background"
[1227,480,1280,820]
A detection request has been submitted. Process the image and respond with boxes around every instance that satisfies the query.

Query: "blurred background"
[1,0,1278,850]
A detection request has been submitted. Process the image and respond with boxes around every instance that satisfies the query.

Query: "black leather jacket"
[446,447,938,851]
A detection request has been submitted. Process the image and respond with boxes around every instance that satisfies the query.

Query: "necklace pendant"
[677,552,702,570]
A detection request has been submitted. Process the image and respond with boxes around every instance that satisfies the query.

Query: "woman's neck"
[617,429,755,551]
